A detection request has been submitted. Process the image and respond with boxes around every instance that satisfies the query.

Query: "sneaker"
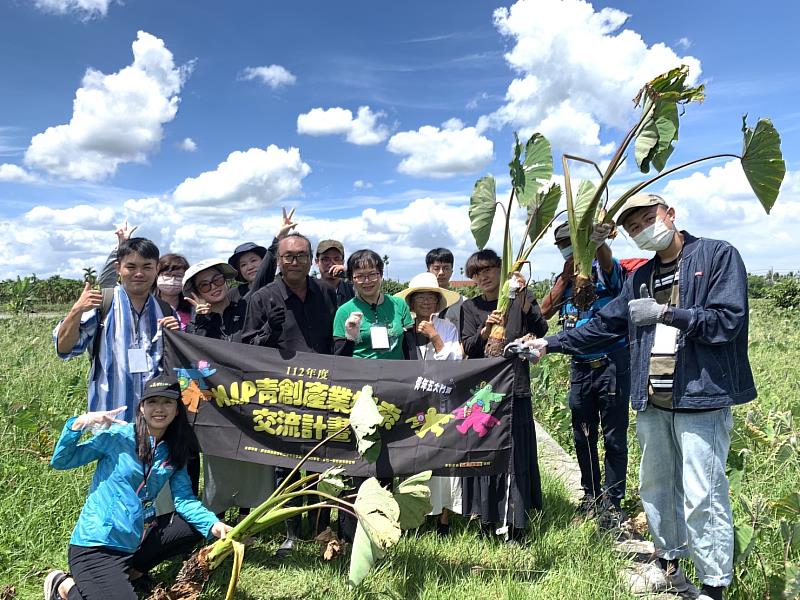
[275,536,296,557]
[627,561,667,594]
[664,566,700,596]
[597,502,628,530]
[577,494,599,517]
[44,570,67,600]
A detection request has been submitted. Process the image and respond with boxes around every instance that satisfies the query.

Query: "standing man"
[539,223,630,524]
[530,194,752,599]
[425,247,464,333]
[315,239,355,307]
[54,237,174,423]
[242,232,339,555]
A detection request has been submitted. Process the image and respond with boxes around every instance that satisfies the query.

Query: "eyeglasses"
[279,253,311,265]
[196,273,227,293]
[352,272,381,284]
[413,293,440,303]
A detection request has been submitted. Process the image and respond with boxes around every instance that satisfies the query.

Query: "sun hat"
[616,193,668,227]
[553,222,570,244]
[227,242,267,281]
[182,258,237,296]
[394,272,461,313]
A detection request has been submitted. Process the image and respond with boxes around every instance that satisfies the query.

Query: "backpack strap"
[156,297,174,317]
[89,287,115,376]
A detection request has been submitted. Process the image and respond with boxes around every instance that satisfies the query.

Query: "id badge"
[652,323,679,354]
[370,325,390,349]
[128,348,149,373]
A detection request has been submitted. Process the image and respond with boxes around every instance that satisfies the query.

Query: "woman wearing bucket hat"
[182,259,275,521]
[227,208,298,302]
[396,272,464,534]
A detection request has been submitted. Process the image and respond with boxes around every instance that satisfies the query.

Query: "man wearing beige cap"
[315,239,354,307]
[529,193,754,600]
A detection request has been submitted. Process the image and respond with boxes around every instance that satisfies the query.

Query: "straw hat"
[394,272,461,313]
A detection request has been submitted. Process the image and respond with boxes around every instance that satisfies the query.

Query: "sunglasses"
[195,273,227,293]
[279,253,311,265]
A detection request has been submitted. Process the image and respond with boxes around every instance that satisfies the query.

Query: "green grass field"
[1,299,798,599]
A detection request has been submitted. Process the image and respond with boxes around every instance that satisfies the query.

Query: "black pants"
[66,513,202,600]
[568,349,630,507]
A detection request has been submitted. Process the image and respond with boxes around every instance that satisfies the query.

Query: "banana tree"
[468,132,563,356]
[561,65,786,309]
[147,386,432,600]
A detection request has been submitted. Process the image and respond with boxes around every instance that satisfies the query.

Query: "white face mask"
[559,246,573,260]
[157,275,183,295]
[632,218,675,252]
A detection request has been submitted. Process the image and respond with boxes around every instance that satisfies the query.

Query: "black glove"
[267,299,286,332]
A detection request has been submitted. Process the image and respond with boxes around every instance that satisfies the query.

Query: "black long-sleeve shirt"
[242,276,338,354]
[460,290,548,397]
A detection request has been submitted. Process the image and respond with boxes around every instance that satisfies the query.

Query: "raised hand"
[480,309,504,340]
[186,296,212,315]
[628,283,667,326]
[72,281,103,314]
[327,264,346,278]
[115,219,138,247]
[277,207,298,239]
[71,406,127,431]
[267,299,286,331]
[589,222,613,244]
[417,320,438,339]
[345,311,363,341]
[158,316,180,331]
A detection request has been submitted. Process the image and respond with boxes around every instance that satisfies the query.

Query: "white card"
[127,348,149,373]
[652,323,679,355]
[370,325,390,349]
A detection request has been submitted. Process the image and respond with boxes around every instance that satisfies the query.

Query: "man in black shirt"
[315,239,355,307]
[242,232,338,555]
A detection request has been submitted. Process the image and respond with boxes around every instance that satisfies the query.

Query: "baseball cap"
[316,239,345,257]
[616,193,668,227]
[553,222,570,244]
[142,373,181,401]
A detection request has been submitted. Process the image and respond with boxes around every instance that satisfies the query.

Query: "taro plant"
[468,132,563,356]
[558,65,786,309]
[147,385,432,600]
[5,275,35,314]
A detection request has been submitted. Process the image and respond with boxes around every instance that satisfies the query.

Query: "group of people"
[43,192,754,600]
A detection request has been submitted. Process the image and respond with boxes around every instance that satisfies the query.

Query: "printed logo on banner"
[452,383,505,438]
[174,359,216,413]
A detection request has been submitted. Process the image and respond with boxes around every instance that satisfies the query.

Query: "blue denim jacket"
[547,233,756,411]
[51,418,218,553]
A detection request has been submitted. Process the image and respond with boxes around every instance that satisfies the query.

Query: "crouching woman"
[44,374,230,600]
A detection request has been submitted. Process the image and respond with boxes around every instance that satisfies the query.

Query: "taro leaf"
[733,518,755,565]
[741,116,786,214]
[223,540,245,600]
[726,450,746,496]
[350,386,384,462]
[393,471,433,530]
[514,133,554,207]
[526,183,561,244]
[775,492,800,519]
[509,132,525,195]
[785,561,800,600]
[348,477,402,587]
[635,100,679,173]
[317,466,347,498]
[469,175,497,250]
[779,519,800,552]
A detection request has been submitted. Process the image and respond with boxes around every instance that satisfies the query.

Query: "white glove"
[589,223,613,244]
[345,312,363,342]
[71,406,127,433]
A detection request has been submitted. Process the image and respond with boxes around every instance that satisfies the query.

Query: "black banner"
[162,330,514,477]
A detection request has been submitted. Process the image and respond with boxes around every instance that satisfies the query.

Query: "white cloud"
[32,0,112,18]
[676,37,692,50]
[24,31,189,181]
[296,106,389,145]
[24,204,117,229]
[0,163,37,183]
[172,145,311,209]
[477,0,702,158]
[178,137,197,152]
[386,124,493,178]
[353,180,373,189]
[240,65,297,89]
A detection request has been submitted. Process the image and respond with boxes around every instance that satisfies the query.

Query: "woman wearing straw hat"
[396,272,464,534]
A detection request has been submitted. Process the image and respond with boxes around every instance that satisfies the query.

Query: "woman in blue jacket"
[44,374,230,600]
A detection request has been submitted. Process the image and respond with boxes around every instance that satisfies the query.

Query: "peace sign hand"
[277,207,298,239]
[115,219,139,247]
[186,296,212,315]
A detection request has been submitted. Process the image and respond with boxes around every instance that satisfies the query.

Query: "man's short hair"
[425,248,454,268]
[347,249,383,278]
[279,232,313,255]
[464,249,501,278]
[118,238,159,262]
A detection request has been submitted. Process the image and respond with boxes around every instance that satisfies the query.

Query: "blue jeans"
[637,406,734,587]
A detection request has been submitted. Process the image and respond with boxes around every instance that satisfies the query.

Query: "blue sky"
[1,0,798,282]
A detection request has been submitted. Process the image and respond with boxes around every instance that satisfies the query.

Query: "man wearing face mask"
[540,222,630,526]
[528,194,753,600]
